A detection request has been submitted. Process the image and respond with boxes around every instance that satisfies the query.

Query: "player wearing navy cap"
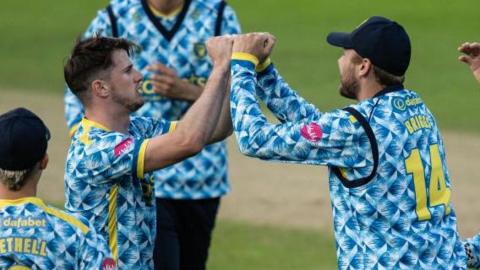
[228,17,470,269]
[0,107,115,269]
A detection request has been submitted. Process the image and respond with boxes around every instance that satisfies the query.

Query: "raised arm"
[228,33,368,167]
[458,42,480,83]
[254,61,321,123]
[143,36,233,172]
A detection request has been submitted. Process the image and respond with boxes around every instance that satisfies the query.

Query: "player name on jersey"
[0,237,47,257]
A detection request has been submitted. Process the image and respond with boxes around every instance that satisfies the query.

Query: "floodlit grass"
[208,220,337,270]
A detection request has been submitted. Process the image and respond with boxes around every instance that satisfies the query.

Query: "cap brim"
[326,32,353,48]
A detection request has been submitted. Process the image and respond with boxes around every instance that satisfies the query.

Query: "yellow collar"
[149,3,183,18]
[81,118,110,131]
[0,197,46,208]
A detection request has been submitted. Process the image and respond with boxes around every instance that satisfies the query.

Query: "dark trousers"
[154,197,220,270]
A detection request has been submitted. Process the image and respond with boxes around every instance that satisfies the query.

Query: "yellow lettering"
[24,238,31,253]
[405,121,414,134]
[31,239,39,255]
[0,239,6,254]
[6,238,12,252]
[14,238,22,252]
[39,241,47,256]
[3,218,10,226]
[410,117,419,131]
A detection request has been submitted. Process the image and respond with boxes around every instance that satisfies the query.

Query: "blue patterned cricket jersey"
[0,197,115,269]
[64,117,174,269]
[230,56,468,269]
[64,0,241,199]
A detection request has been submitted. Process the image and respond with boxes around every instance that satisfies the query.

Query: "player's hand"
[232,33,276,63]
[206,35,235,67]
[458,42,480,83]
[146,63,202,101]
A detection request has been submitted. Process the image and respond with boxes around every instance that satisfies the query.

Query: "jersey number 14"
[405,144,451,221]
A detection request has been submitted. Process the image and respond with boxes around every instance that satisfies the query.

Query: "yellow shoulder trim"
[169,121,177,132]
[137,139,150,179]
[0,197,90,235]
[231,52,259,66]
[69,123,79,138]
[256,58,271,72]
[43,206,89,235]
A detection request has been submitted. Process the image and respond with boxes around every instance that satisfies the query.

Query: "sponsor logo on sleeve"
[300,123,323,142]
[101,258,116,270]
[114,138,133,158]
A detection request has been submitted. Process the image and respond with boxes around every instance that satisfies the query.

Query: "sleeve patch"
[101,258,116,270]
[300,123,323,142]
[114,138,133,158]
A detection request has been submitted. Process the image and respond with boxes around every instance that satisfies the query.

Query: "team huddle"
[1,0,480,269]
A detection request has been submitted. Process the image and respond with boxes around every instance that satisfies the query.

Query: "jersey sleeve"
[230,57,369,168]
[131,116,177,138]
[255,63,322,123]
[64,9,113,135]
[221,4,241,35]
[78,222,117,270]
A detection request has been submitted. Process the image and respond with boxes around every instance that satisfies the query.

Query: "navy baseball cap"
[327,16,411,76]
[0,108,50,171]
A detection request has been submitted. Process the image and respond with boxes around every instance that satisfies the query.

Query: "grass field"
[1,0,480,269]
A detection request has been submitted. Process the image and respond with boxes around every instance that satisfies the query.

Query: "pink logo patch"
[300,123,323,142]
[101,258,116,270]
[114,138,133,157]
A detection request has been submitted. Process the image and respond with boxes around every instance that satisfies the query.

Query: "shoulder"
[42,204,91,236]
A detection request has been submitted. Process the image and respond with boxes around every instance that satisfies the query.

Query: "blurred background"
[1,0,479,269]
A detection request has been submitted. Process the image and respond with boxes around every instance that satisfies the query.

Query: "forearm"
[209,86,232,143]
[178,80,203,101]
[176,64,229,146]
[230,59,312,161]
[255,62,321,123]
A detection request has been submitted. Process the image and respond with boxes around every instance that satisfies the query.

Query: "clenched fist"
[206,35,235,67]
[233,33,276,63]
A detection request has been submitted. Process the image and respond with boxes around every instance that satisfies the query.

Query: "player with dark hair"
[458,42,480,84]
[228,17,470,269]
[63,35,232,269]
[0,107,115,269]
[63,1,240,269]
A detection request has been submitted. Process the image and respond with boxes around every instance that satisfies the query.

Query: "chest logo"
[300,123,323,142]
[194,42,207,58]
[114,138,133,157]
[393,97,406,111]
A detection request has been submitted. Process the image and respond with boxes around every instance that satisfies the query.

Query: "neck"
[85,105,130,134]
[148,0,184,14]
[356,79,385,101]
[0,178,38,200]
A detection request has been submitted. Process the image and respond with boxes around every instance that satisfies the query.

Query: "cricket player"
[63,35,232,269]
[0,108,115,269]
[458,42,480,83]
[63,1,240,268]
[229,17,469,269]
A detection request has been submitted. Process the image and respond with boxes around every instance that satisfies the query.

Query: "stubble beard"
[338,72,359,100]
